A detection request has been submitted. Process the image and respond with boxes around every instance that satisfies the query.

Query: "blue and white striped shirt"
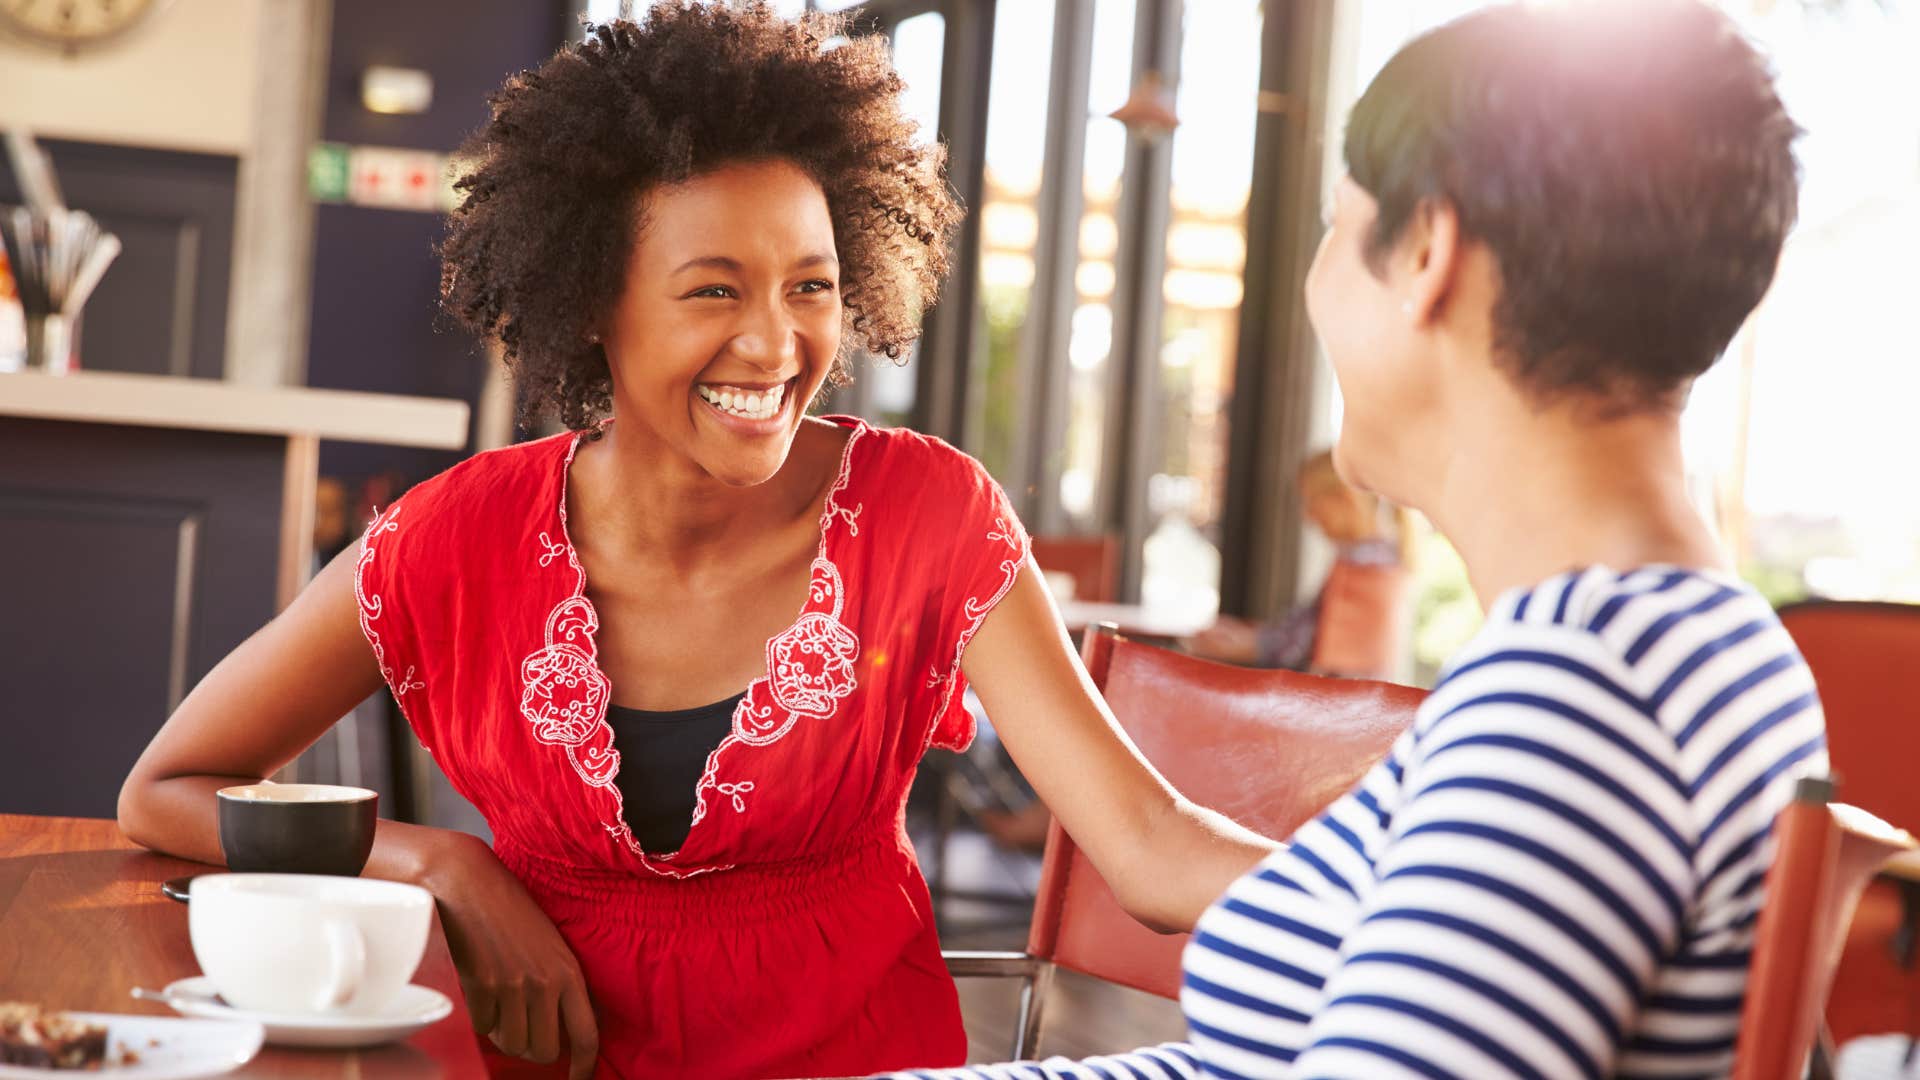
[899,566,1828,1080]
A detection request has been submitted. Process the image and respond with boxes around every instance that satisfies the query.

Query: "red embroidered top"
[353,417,1029,1079]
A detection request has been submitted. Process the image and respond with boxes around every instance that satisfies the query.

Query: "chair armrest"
[942,950,1057,1060]
[943,950,1041,978]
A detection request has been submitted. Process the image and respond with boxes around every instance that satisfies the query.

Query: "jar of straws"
[3,131,120,376]
[1,206,120,375]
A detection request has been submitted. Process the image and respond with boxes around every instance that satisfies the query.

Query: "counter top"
[0,369,470,449]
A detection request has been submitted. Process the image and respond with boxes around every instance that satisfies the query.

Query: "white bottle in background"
[1141,473,1221,624]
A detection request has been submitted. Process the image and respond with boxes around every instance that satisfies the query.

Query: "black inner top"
[607,692,744,854]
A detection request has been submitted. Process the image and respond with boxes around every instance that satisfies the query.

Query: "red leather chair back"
[1733,779,1915,1080]
[1311,558,1411,680]
[1027,625,1425,998]
[1777,601,1920,832]
[1029,535,1121,604]
[1776,599,1920,1045]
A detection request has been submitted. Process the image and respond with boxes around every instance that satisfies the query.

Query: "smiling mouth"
[695,376,796,423]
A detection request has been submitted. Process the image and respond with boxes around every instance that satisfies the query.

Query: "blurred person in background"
[1186,449,1412,680]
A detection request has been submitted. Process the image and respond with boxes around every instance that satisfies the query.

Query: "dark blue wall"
[307,0,568,483]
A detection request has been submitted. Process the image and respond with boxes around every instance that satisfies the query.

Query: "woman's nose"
[730,302,798,370]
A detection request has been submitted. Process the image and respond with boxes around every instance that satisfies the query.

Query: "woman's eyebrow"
[668,253,840,274]
[670,255,743,275]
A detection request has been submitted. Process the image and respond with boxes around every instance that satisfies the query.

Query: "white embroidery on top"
[826,499,862,537]
[924,510,1024,753]
[693,427,868,814]
[714,780,755,813]
[953,515,1022,663]
[751,558,861,743]
[354,506,425,699]
[519,585,617,787]
[528,423,868,877]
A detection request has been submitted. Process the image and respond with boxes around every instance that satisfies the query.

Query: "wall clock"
[1,0,165,53]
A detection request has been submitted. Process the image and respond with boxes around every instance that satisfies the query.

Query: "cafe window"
[967,0,1058,480]
[1053,0,1137,534]
[965,0,1268,612]
[1688,0,1920,606]
[1136,0,1261,619]
[1327,0,1920,685]
[846,8,947,430]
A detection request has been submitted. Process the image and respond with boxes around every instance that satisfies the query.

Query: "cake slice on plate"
[0,1002,109,1069]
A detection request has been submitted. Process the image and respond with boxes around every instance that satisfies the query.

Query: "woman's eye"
[794,279,836,295]
[687,285,735,299]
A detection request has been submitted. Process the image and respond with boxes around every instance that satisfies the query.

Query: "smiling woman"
[438,9,958,436]
[113,4,1276,1080]
[585,159,846,488]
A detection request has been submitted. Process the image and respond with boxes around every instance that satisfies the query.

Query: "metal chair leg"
[1809,1026,1837,1080]
[1013,961,1055,1060]
[930,756,957,920]
[1894,880,1920,1069]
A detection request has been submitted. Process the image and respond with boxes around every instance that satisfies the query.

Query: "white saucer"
[155,978,454,1050]
[0,1012,263,1079]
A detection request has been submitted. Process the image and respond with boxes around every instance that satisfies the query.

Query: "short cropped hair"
[1345,0,1800,405]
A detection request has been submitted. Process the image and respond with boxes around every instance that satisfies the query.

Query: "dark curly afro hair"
[439,2,962,432]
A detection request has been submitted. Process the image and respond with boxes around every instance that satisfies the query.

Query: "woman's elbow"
[1130,905,1186,936]
[1108,862,1195,935]
[116,771,162,852]
[1106,800,1267,934]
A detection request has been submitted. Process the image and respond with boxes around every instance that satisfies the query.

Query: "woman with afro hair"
[117,5,1275,1078]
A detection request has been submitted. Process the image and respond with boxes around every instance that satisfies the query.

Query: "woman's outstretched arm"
[960,558,1279,933]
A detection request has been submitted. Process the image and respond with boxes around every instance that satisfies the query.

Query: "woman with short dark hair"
[913,3,1825,1077]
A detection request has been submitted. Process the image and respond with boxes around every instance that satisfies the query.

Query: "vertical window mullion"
[1011,0,1096,533]
[1218,0,1335,619]
[910,0,996,443]
[1099,0,1183,601]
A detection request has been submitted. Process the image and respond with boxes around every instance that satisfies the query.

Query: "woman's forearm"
[1121,799,1278,933]
[117,772,471,889]
[959,569,1283,935]
[109,547,470,891]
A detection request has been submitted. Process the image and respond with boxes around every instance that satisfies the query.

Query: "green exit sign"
[308,143,350,202]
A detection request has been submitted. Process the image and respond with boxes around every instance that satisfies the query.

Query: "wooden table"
[0,814,484,1078]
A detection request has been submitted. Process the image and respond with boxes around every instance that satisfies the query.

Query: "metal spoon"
[130,985,225,1009]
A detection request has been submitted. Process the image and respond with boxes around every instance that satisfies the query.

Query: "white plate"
[157,978,453,1050]
[0,1012,263,1079]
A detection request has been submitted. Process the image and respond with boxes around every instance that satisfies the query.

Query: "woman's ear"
[1399,196,1463,327]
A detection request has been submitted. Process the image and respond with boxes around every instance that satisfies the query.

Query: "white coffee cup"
[188,873,432,1017]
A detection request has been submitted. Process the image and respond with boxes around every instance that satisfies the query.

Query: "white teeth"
[699,382,790,420]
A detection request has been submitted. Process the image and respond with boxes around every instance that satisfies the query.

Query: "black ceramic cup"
[215,783,378,876]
